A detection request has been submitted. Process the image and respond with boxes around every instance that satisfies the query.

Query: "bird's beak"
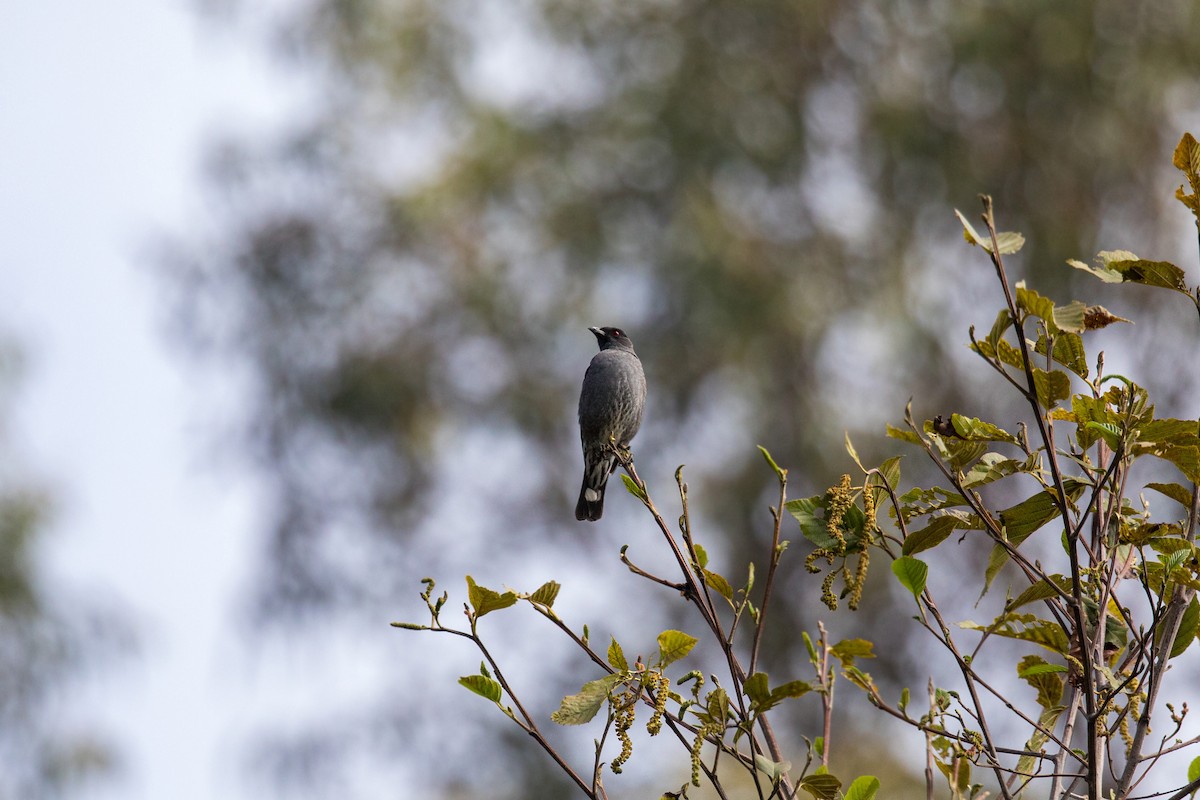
[588,326,603,338]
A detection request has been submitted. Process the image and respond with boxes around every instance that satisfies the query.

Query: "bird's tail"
[575,454,616,521]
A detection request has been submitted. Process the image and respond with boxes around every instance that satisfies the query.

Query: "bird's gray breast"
[578,349,646,444]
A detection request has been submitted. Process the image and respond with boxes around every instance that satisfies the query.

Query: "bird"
[576,326,647,521]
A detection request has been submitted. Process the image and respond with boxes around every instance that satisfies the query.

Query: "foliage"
[397,138,1200,798]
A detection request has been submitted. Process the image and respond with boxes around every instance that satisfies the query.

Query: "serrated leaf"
[529,580,561,608]
[1155,445,1200,483]
[459,674,503,703]
[903,516,959,555]
[657,629,699,667]
[770,680,813,705]
[466,576,518,618]
[621,473,647,502]
[1085,421,1123,451]
[745,672,770,706]
[886,423,921,445]
[891,556,927,600]
[1034,332,1088,377]
[1007,575,1071,611]
[830,638,875,666]
[962,453,1027,489]
[961,615,1070,655]
[985,485,1085,590]
[608,636,628,671]
[1017,654,1064,708]
[1170,596,1200,659]
[954,210,1023,254]
[1146,482,1193,509]
[844,775,880,800]
[703,568,735,601]
[1031,368,1071,409]
[552,674,623,725]
[1106,258,1189,293]
[1016,286,1059,330]
[1051,300,1086,333]
[1174,131,1200,175]
[799,772,841,799]
[950,414,1019,444]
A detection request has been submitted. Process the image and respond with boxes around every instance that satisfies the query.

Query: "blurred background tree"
[170,0,1200,796]
[0,338,129,799]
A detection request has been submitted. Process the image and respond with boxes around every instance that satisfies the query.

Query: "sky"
[1,2,297,797]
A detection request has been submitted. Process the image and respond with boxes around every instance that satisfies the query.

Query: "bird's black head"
[589,326,635,352]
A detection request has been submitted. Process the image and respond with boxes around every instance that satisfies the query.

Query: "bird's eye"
[613,329,623,337]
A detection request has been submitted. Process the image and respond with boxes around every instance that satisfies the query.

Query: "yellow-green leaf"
[657,629,699,667]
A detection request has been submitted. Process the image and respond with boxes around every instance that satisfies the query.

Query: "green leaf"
[950,414,1019,444]
[1086,421,1123,451]
[692,543,709,568]
[1017,705,1065,780]
[903,515,959,555]
[657,629,699,667]
[1105,257,1189,292]
[608,636,629,671]
[1031,368,1071,409]
[798,772,841,799]
[552,674,623,725]
[459,674,503,703]
[962,453,1027,488]
[769,679,814,703]
[1071,250,1190,295]
[1007,575,1071,611]
[466,576,518,618]
[1170,596,1200,659]
[954,209,1024,254]
[891,556,927,601]
[1016,285,1059,330]
[1189,752,1200,784]
[754,754,793,785]
[621,473,647,502]
[960,615,1070,655]
[1051,300,1086,333]
[1138,418,1200,443]
[703,568,735,602]
[1017,654,1064,708]
[845,432,864,471]
[1146,482,1194,509]
[844,776,881,800]
[830,638,876,666]
[1034,332,1088,377]
[886,423,921,445]
[982,483,1083,590]
[758,445,786,479]
[529,580,561,608]
[744,672,770,706]
[1154,445,1200,483]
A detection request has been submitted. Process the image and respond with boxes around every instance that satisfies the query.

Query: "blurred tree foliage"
[174,0,1200,795]
[0,342,126,799]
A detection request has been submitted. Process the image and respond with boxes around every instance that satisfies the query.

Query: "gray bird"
[576,326,647,521]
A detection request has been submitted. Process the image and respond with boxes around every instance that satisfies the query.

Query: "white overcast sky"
[1,2,301,798]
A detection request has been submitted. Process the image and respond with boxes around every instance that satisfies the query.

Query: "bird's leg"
[607,436,634,470]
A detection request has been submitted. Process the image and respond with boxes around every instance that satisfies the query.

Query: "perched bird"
[576,326,647,521]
